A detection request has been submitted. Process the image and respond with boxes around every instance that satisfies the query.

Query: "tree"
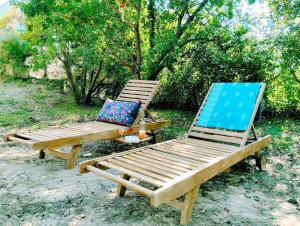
[269,0,300,84]
[0,38,31,78]
[101,0,234,80]
[21,0,110,105]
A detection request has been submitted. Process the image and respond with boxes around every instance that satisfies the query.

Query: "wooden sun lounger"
[79,82,272,225]
[4,80,170,169]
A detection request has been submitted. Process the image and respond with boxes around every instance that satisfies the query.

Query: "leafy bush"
[0,38,31,78]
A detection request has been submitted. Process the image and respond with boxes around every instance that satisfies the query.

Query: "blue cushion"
[96,99,141,126]
[196,83,262,131]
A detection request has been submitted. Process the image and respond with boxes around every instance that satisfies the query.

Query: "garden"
[0,0,299,225]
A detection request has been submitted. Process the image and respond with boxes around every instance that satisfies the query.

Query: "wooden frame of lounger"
[79,83,272,225]
[4,80,170,169]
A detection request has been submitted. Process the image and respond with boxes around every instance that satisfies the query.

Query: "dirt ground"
[0,82,299,226]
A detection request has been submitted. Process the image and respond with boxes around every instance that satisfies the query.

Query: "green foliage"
[156,30,270,109]
[21,0,113,105]
[0,38,31,78]
[264,0,300,116]
[1,0,298,116]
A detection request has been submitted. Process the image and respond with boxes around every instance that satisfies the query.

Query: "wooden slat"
[162,143,227,158]
[129,80,159,85]
[122,90,152,95]
[128,153,188,173]
[115,156,179,178]
[32,129,86,138]
[34,129,86,137]
[123,155,185,175]
[6,135,35,145]
[17,133,51,141]
[123,86,155,92]
[126,83,157,88]
[98,161,165,187]
[107,159,171,182]
[156,143,216,160]
[191,127,245,138]
[168,141,231,155]
[149,147,208,164]
[86,165,154,198]
[118,94,149,100]
[174,140,235,153]
[185,138,239,150]
[189,132,243,145]
[176,140,229,153]
[117,97,147,103]
[143,149,200,168]
[137,152,194,170]
[151,146,212,162]
[23,131,61,139]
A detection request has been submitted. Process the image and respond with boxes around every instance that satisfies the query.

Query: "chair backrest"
[117,80,160,112]
[188,83,265,147]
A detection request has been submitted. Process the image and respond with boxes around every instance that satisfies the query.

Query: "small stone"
[288,198,298,205]
[75,214,86,219]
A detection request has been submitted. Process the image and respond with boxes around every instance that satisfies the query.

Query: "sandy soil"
[0,141,299,226]
[0,83,299,225]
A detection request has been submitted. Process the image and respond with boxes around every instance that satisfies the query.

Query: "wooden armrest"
[85,165,154,198]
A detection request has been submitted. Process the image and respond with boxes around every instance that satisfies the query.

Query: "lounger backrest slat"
[188,83,265,147]
[117,80,160,111]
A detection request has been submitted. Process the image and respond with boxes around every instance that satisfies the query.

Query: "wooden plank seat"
[4,80,171,169]
[79,82,272,225]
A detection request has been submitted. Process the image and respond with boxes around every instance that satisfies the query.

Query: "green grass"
[0,99,18,105]
[44,101,99,120]
[151,109,195,140]
[0,110,33,128]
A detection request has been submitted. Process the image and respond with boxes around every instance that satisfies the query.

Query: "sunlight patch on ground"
[272,201,300,226]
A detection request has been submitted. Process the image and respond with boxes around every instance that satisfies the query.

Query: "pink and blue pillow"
[96,99,141,127]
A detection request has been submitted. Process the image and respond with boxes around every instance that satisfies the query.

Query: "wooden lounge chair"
[79,82,272,225]
[4,80,170,169]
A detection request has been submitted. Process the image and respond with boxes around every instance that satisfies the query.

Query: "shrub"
[0,38,31,78]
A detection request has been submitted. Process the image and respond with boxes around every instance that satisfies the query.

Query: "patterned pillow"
[96,99,141,126]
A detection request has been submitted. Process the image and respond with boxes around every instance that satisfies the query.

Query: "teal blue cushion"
[196,83,262,131]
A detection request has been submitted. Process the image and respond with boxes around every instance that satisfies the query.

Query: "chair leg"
[39,150,45,159]
[180,185,200,225]
[151,130,162,144]
[66,145,81,169]
[224,167,230,173]
[116,174,131,197]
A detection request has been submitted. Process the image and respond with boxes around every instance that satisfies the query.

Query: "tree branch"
[107,47,134,70]
[147,0,210,80]
[107,2,135,28]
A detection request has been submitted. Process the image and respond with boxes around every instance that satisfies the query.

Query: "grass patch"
[257,119,300,157]
[0,99,18,105]
[0,111,33,128]
[151,109,195,140]
[44,100,99,121]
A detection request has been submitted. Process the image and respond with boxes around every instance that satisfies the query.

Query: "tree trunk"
[84,92,93,105]
[42,66,48,80]
[134,23,142,80]
[134,2,142,80]
[62,49,81,105]
[146,0,209,80]
[148,0,155,49]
